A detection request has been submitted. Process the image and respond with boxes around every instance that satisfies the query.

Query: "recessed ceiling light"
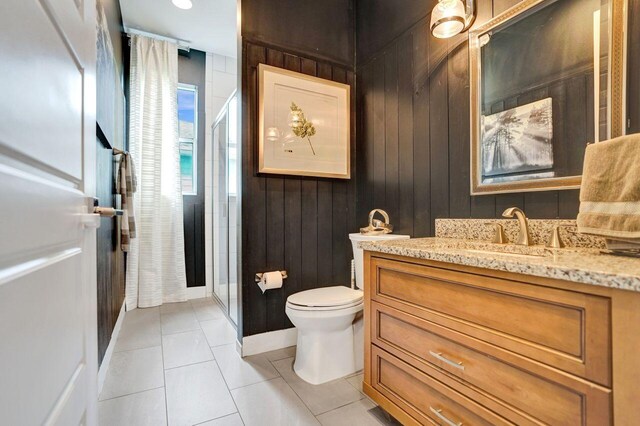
[172,0,192,10]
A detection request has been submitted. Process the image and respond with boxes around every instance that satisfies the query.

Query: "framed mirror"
[470,0,627,195]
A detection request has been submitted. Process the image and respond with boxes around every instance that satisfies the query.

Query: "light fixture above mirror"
[430,0,476,38]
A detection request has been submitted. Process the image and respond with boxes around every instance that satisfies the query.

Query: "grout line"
[314,396,366,417]
[211,357,245,424]
[111,343,162,355]
[192,412,244,426]
[163,357,216,372]
[227,375,281,392]
[97,385,166,403]
[159,318,170,424]
[266,358,319,417]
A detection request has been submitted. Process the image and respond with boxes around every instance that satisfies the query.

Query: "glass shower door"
[212,111,229,314]
[227,95,238,324]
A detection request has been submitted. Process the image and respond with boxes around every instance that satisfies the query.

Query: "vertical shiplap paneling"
[384,44,399,224]
[357,63,375,226]
[397,32,415,236]
[428,33,450,231]
[242,43,268,335]
[356,0,590,238]
[346,69,358,236]
[316,62,334,287]
[331,66,351,283]
[242,41,355,336]
[447,33,471,219]
[372,56,387,209]
[412,21,432,237]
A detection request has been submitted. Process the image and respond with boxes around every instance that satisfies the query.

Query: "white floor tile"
[262,346,297,362]
[114,307,161,352]
[272,358,363,415]
[165,361,237,426]
[211,344,279,389]
[346,373,364,393]
[98,387,167,426]
[161,309,201,335]
[162,330,214,369]
[100,346,164,400]
[201,318,237,347]
[316,399,381,426]
[161,301,193,314]
[197,413,244,426]
[231,378,319,426]
[191,298,225,321]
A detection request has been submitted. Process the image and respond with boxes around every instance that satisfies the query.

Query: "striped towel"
[577,134,640,241]
[117,153,137,251]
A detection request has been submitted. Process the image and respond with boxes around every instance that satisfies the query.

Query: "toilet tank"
[349,233,410,290]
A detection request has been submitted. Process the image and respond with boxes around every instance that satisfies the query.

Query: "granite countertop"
[360,237,640,292]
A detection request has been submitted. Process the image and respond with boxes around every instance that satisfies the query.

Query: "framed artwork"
[258,64,351,179]
[481,98,554,183]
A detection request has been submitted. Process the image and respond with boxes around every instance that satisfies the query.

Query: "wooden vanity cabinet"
[363,251,640,426]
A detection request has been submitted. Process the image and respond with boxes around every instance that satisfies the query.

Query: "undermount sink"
[463,248,548,259]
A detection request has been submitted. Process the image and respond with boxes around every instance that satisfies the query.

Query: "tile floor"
[99,298,398,426]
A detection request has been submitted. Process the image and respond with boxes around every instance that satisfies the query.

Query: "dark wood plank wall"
[96,134,125,365]
[355,0,593,237]
[96,0,126,365]
[179,50,206,288]
[242,0,355,67]
[241,41,357,337]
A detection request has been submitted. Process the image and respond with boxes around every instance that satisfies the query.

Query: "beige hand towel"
[577,133,640,239]
[117,153,137,251]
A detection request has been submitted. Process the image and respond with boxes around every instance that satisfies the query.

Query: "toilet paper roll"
[258,271,283,294]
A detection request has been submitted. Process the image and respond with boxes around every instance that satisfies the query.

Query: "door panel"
[0,0,85,180]
[0,0,97,424]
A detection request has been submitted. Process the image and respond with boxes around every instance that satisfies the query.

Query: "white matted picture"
[258,64,351,179]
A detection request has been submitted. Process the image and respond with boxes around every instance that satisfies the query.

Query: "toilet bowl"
[285,232,410,385]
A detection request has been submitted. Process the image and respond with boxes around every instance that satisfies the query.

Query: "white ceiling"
[119,0,237,57]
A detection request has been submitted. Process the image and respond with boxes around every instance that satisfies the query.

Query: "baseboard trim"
[97,301,126,395]
[241,327,297,357]
[186,286,207,300]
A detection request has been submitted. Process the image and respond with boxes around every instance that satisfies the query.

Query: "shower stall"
[212,91,239,325]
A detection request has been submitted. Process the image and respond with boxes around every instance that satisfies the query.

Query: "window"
[178,84,198,195]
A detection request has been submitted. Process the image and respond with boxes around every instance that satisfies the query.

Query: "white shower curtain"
[126,35,187,309]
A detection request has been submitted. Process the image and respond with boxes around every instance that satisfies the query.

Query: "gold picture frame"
[258,64,351,179]
[469,0,627,195]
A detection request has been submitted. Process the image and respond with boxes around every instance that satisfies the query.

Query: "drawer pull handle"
[429,351,465,371]
[429,407,463,426]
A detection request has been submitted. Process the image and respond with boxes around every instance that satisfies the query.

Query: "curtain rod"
[124,26,191,52]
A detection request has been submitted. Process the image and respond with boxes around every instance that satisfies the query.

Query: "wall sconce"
[430,0,476,39]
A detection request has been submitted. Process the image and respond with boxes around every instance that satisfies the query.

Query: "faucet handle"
[484,222,508,244]
[546,224,574,249]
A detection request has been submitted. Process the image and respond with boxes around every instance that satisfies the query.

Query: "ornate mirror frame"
[470,0,627,195]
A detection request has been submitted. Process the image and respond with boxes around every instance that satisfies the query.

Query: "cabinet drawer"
[371,346,514,426]
[372,302,612,426]
[370,257,611,385]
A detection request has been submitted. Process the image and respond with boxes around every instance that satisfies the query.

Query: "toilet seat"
[286,286,363,311]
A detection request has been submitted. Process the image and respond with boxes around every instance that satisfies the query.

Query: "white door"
[0,0,98,425]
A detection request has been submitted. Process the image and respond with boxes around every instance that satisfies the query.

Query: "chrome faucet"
[502,207,532,246]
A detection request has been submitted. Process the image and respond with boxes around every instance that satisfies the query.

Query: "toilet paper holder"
[255,270,288,282]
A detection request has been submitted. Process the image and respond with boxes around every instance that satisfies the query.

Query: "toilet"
[285,232,410,385]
